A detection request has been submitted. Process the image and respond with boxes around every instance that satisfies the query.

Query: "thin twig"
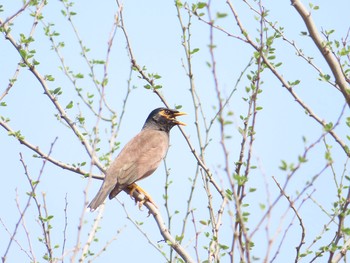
[291,0,350,106]
[272,177,306,262]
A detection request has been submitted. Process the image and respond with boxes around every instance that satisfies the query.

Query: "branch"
[0,119,103,180]
[142,200,196,263]
[119,200,169,262]
[0,1,31,27]
[291,0,350,106]
[333,238,350,263]
[2,8,194,260]
[119,188,195,263]
[117,1,225,199]
[224,0,350,157]
[0,19,105,173]
[272,177,306,262]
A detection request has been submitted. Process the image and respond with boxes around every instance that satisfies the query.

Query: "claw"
[126,183,158,209]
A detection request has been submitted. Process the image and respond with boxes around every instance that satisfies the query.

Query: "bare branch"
[291,0,350,106]
[144,200,195,263]
[118,189,195,263]
[0,0,31,27]
[272,177,306,262]
[0,119,103,180]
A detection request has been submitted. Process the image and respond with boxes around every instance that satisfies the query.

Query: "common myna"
[88,107,186,211]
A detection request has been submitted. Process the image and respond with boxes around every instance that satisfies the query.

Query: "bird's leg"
[127,183,158,209]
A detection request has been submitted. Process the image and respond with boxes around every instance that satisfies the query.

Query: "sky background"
[1,0,350,262]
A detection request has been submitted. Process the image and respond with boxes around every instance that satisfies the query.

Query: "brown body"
[88,108,185,211]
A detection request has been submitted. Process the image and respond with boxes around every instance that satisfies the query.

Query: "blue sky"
[1,0,350,262]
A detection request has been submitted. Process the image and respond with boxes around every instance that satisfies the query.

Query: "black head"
[142,107,186,132]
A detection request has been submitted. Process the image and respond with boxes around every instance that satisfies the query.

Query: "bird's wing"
[107,129,169,188]
[134,129,170,181]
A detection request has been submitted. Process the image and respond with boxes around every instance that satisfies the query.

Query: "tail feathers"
[109,187,122,200]
[88,185,111,212]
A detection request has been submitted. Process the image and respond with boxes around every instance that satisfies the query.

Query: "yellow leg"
[127,183,157,208]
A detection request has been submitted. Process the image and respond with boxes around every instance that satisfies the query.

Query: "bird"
[88,107,186,211]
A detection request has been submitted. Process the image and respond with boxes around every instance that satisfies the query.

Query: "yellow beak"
[173,111,186,126]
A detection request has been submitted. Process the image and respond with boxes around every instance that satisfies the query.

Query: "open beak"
[172,111,187,126]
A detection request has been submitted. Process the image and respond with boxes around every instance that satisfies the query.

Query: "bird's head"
[143,107,186,132]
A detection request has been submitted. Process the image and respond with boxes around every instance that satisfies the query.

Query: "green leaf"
[1,102,7,106]
[51,87,62,95]
[190,48,200,55]
[279,160,287,171]
[175,235,184,242]
[325,29,334,36]
[74,73,84,79]
[259,203,266,210]
[324,122,333,132]
[19,49,27,60]
[298,155,307,163]
[275,62,282,67]
[8,130,25,140]
[346,117,350,127]
[175,0,183,8]
[102,78,108,86]
[199,220,208,225]
[91,59,105,65]
[26,191,35,197]
[225,189,233,201]
[166,240,173,246]
[216,12,227,18]
[77,117,85,124]
[32,59,40,66]
[31,180,39,186]
[233,174,248,186]
[324,151,332,162]
[288,79,300,86]
[339,47,350,56]
[197,2,207,9]
[319,73,331,82]
[219,244,229,250]
[45,75,55,81]
[66,101,73,109]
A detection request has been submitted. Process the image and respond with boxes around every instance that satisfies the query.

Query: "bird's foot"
[127,183,158,209]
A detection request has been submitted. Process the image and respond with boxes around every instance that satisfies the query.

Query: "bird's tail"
[88,183,112,211]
